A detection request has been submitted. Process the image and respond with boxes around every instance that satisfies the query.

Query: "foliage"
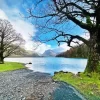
[57,44,88,58]
[53,72,100,100]
[0,62,25,72]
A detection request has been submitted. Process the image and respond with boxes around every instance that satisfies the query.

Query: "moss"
[86,16,92,27]
[53,71,100,100]
[97,62,100,73]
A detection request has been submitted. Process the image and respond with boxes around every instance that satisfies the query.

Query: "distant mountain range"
[42,49,57,57]
[10,50,40,57]
[23,53,40,57]
[10,49,62,57]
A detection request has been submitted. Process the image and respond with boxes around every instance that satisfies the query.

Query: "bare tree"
[26,0,100,73]
[0,19,24,64]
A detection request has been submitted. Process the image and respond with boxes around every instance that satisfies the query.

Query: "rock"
[0,69,86,100]
[77,72,81,76]
[29,62,32,64]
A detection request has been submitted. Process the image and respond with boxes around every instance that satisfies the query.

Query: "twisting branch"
[26,0,99,50]
[33,25,89,47]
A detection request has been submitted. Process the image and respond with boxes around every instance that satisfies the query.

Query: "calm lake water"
[5,57,87,75]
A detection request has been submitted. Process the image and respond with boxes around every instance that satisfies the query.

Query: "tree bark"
[85,2,100,73]
[0,57,4,64]
[0,52,4,64]
[85,48,100,73]
[85,32,100,73]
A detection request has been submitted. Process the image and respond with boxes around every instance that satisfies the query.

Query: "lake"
[5,57,87,75]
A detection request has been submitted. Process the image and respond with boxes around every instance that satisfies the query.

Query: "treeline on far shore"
[56,44,89,58]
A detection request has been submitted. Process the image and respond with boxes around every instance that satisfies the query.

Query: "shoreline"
[0,68,86,100]
[53,71,100,100]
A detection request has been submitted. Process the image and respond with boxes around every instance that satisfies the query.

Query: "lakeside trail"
[0,69,86,100]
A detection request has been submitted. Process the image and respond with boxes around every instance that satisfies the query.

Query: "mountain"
[23,53,40,57]
[24,50,40,57]
[56,44,88,58]
[42,49,57,57]
[10,50,40,57]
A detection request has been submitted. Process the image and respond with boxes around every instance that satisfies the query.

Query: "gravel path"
[0,69,86,100]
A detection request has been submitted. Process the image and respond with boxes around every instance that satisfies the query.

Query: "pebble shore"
[0,69,86,100]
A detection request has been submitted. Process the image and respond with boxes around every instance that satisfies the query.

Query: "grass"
[0,62,25,72]
[53,71,100,100]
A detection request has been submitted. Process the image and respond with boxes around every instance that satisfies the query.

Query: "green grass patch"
[0,62,25,72]
[53,72,100,100]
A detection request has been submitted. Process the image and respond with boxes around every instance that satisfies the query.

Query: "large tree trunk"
[0,52,4,64]
[85,31,100,73]
[0,33,4,64]
[0,57,4,64]
[85,48,100,73]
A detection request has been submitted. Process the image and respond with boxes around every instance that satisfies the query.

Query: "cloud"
[11,19,38,51]
[51,43,70,54]
[0,8,36,49]
[71,32,90,46]
[0,7,52,54]
[11,19,36,41]
[57,43,70,52]
[59,43,70,51]
[0,9,8,20]
[0,0,67,54]
[34,32,90,54]
[0,0,90,54]
[34,43,51,54]
[0,0,53,54]
[81,32,90,40]
[54,32,90,53]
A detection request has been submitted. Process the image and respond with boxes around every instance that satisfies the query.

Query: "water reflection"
[5,57,87,75]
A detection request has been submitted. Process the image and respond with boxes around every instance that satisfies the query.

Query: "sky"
[0,0,90,54]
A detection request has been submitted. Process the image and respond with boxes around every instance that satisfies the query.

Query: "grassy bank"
[0,62,25,72]
[53,71,100,100]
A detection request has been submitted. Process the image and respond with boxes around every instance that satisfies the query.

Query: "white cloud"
[0,9,36,50]
[11,19,36,41]
[34,43,51,54]
[51,43,70,53]
[0,9,8,20]
[81,32,90,40]
[11,19,38,51]
[0,0,91,54]
[59,43,70,51]
[0,0,90,54]
[71,32,90,46]
[0,0,54,54]
[25,41,35,51]
[55,32,90,52]
[0,8,52,53]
